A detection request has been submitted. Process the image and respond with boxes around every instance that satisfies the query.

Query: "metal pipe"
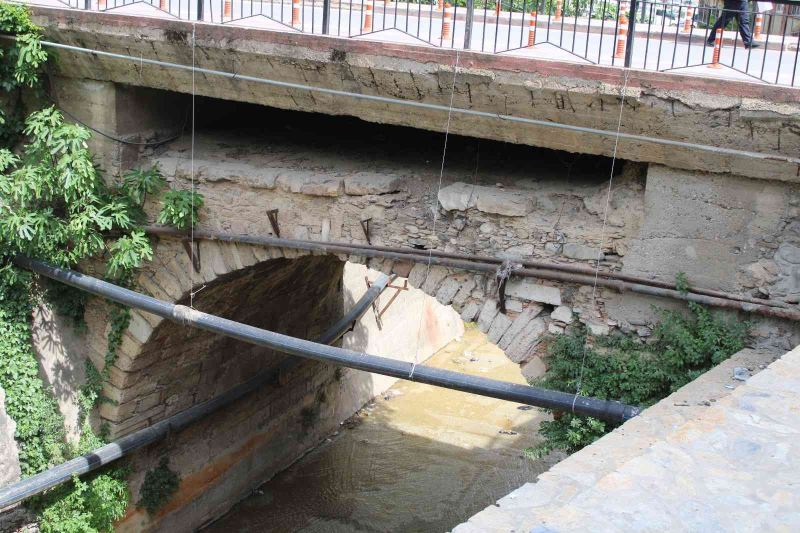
[142,226,800,321]
[0,270,392,509]
[14,256,639,424]
[142,225,790,310]
[4,35,798,167]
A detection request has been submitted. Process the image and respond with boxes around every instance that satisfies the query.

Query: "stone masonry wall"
[151,132,647,379]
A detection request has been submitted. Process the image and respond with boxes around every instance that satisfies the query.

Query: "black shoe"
[745,42,761,49]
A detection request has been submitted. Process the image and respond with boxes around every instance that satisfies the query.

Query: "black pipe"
[0,269,391,509]
[14,256,639,425]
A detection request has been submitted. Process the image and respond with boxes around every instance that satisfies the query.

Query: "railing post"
[464,0,475,50]
[624,0,637,67]
[322,0,331,34]
[196,0,204,21]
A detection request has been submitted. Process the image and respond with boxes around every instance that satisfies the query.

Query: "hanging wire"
[409,50,461,379]
[571,64,632,413]
[189,23,198,309]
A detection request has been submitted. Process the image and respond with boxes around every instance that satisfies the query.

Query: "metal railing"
[37,0,800,85]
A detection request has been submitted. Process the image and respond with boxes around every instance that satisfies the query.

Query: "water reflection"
[204,327,555,532]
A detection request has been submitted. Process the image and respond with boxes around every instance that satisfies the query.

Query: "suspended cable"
[410,50,460,380]
[573,65,632,414]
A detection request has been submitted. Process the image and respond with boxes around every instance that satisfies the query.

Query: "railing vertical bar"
[760,13,771,80]
[623,0,636,67]
[655,1,666,69]
[597,0,607,64]
[585,0,594,60]
[506,0,513,51]
[520,0,528,49]
[571,0,577,52]
[792,19,799,86]
[464,0,474,49]
[775,14,788,85]
[642,1,652,69]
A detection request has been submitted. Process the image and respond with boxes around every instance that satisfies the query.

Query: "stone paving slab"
[453,346,791,532]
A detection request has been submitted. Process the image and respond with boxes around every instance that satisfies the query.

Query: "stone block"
[460,301,481,322]
[453,277,477,307]
[344,172,403,195]
[506,317,546,363]
[437,182,534,217]
[487,312,513,344]
[421,266,449,295]
[436,277,462,305]
[477,299,500,333]
[498,305,544,350]
[276,170,343,197]
[505,280,562,306]
[563,243,605,261]
[551,305,574,324]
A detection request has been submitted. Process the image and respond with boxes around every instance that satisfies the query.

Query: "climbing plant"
[0,4,201,531]
[525,300,749,459]
[138,457,181,515]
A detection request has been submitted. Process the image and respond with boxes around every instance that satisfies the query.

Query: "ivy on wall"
[0,3,202,530]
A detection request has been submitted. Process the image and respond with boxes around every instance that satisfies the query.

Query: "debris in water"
[517,405,534,411]
[498,430,518,435]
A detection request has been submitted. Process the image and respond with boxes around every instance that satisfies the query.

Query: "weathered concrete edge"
[27,6,800,103]
[452,345,784,531]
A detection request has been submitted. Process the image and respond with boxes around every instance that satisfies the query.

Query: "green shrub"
[157,189,204,230]
[138,457,181,515]
[526,301,749,458]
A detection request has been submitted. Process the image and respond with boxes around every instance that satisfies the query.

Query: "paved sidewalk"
[453,345,799,532]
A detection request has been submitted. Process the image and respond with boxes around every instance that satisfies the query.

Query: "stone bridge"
[3,4,800,531]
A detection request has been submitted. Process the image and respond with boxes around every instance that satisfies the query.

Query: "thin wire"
[45,88,186,146]
[189,23,197,309]
[571,65,631,413]
[409,50,460,380]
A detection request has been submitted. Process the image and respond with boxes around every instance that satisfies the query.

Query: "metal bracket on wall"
[181,238,201,273]
[360,217,372,244]
[267,209,280,238]
[366,276,408,323]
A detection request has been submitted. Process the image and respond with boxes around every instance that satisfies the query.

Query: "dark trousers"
[709,0,754,46]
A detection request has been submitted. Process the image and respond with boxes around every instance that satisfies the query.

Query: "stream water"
[204,327,555,532]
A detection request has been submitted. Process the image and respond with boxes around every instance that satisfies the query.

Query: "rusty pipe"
[142,226,800,321]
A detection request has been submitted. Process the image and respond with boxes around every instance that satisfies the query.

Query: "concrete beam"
[31,7,800,182]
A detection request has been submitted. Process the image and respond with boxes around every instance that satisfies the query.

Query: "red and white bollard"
[159,0,167,11]
[98,0,106,9]
[441,3,452,43]
[528,11,537,47]
[708,28,723,68]
[363,3,373,32]
[682,6,694,32]
[495,0,501,17]
[554,0,562,22]
[223,0,231,20]
[292,0,301,28]
[614,13,628,59]
[754,13,763,41]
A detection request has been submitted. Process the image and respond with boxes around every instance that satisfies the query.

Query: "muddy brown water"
[204,327,555,532]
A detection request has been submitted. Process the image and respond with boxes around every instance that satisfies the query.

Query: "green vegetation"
[157,189,204,230]
[0,3,201,530]
[526,300,749,459]
[138,457,181,515]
